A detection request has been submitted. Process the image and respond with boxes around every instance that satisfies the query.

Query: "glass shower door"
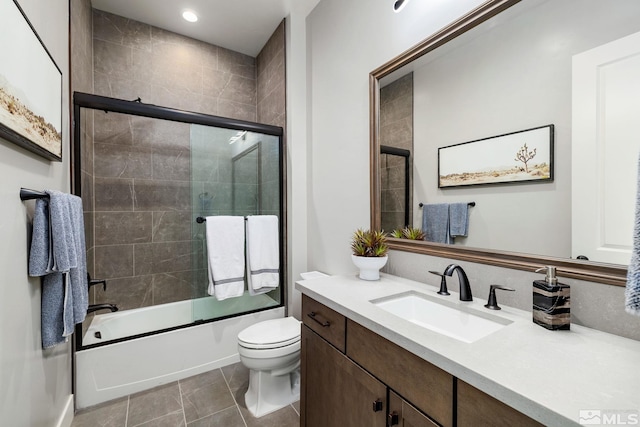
[190,126,282,323]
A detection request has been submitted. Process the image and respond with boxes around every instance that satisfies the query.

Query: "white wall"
[306,0,486,275]
[0,0,73,425]
[286,0,321,319]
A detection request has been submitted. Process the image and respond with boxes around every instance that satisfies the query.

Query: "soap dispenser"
[532,266,570,330]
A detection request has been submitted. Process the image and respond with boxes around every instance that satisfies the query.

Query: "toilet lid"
[238,317,301,349]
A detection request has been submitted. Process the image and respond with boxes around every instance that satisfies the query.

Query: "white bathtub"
[82,301,191,346]
[75,295,284,409]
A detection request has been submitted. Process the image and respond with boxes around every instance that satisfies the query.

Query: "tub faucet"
[87,303,119,314]
[443,264,473,301]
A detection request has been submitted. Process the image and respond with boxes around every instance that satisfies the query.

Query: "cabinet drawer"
[302,295,346,352]
[346,319,454,427]
[457,380,544,427]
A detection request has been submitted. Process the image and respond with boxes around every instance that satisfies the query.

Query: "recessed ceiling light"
[393,0,411,13]
[182,10,198,23]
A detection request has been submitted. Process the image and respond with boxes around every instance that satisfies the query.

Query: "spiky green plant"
[389,227,426,240]
[402,227,426,240]
[390,229,404,239]
[351,228,389,257]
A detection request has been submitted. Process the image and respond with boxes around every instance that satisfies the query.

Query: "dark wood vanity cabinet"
[300,295,542,427]
[301,324,387,427]
[388,391,439,427]
[457,380,544,427]
[346,319,453,427]
[300,295,447,427]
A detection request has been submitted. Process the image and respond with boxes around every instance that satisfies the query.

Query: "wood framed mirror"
[370,0,640,286]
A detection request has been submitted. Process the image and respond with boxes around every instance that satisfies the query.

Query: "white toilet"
[237,316,302,417]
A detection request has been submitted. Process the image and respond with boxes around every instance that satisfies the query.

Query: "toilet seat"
[238,317,301,350]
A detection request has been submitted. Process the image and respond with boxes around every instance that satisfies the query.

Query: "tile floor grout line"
[178,380,188,427]
[291,402,300,417]
[125,395,130,427]
[221,366,249,427]
[127,409,185,427]
[188,405,242,425]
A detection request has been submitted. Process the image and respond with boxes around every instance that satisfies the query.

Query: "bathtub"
[82,300,192,346]
[75,295,284,409]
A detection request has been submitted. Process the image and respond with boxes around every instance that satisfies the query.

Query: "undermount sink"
[371,291,512,343]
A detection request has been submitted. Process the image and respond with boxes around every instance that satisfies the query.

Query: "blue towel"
[29,191,88,348]
[29,199,51,276]
[423,203,451,244]
[626,155,640,315]
[449,203,470,238]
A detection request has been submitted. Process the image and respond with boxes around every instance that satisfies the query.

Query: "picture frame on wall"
[438,124,554,188]
[0,0,63,161]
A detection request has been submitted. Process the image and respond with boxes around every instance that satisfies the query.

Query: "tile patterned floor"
[71,362,300,427]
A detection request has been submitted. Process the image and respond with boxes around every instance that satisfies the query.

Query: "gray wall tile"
[94,177,134,211]
[95,212,153,245]
[134,241,192,275]
[94,244,134,279]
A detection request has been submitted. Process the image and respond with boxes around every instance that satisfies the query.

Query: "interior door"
[572,30,640,264]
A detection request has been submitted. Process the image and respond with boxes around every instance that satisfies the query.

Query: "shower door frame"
[380,144,411,228]
[72,91,287,350]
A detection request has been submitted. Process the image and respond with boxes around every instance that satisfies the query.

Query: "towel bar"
[196,216,249,223]
[419,201,475,208]
[20,188,49,201]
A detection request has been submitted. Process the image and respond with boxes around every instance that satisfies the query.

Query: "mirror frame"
[369,0,627,286]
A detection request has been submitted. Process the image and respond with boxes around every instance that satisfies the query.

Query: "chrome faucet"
[443,264,472,301]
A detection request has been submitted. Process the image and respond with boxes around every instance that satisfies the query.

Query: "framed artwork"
[438,125,554,188]
[0,0,63,161]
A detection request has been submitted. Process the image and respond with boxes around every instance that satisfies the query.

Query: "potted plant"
[350,228,389,280]
[391,227,426,240]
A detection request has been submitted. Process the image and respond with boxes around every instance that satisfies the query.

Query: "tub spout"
[87,303,118,314]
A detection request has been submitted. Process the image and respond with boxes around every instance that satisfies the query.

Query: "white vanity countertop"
[296,273,640,427]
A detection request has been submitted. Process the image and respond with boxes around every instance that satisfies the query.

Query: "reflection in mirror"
[373,0,640,274]
[380,73,413,232]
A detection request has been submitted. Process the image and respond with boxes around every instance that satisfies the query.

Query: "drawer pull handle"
[373,399,383,412]
[307,311,330,327]
[388,411,399,425]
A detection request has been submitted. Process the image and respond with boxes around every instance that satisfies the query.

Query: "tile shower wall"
[89,10,284,309]
[257,20,285,217]
[380,73,413,232]
[257,20,286,129]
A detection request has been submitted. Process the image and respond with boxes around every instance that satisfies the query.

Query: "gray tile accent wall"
[257,20,286,128]
[87,9,285,314]
[92,9,257,120]
[380,72,413,232]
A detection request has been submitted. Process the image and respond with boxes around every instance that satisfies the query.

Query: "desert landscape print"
[0,85,61,157]
[0,0,62,159]
[439,125,553,188]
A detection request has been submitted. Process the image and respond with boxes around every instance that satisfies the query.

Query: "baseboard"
[56,394,74,427]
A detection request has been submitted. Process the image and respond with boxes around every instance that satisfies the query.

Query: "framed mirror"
[370,0,640,286]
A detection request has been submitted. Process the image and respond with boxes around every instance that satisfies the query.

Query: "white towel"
[246,215,279,295]
[206,216,245,301]
[626,154,640,315]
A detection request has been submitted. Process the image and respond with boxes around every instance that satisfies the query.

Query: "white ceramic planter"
[351,255,388,281]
